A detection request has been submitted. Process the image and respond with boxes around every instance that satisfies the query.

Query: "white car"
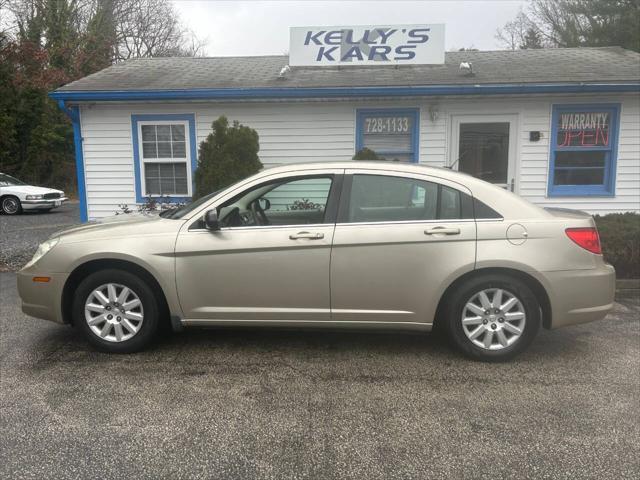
[0,173,68,215]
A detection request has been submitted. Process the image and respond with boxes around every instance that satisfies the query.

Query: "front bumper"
[17,270,69,324]
[21,197,68,210]
[544,262,616,329]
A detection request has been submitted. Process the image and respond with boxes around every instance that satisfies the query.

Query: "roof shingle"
[56,47,640,92]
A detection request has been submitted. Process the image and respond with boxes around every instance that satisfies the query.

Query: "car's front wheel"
[444,274,541,362]
[1,196,22,215]
[73,269,160,353]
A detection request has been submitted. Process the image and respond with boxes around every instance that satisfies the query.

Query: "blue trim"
[355,108,420,162]
[49,83,640,102]
[548,103,620,197]
[55,101,88,222]
[131,114,198,202]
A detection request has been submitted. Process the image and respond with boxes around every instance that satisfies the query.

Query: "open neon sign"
[557,112,610,147]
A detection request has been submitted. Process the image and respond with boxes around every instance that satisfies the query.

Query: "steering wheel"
[250,199,269,225]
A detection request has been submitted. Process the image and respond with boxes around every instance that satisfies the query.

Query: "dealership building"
[50,26,640,221]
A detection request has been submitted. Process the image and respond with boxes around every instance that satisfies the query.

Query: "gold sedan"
[17,162,615,361]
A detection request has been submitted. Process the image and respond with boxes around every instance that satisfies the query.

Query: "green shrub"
[352,147,383,160]
[594,213,640,279]
[194,116,262,199]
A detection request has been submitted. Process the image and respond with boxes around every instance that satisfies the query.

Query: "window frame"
[188,173,344,231]
[337,170,477,225]
[131,114,197,201]
[355,108,420,163]
[548,104,620,197]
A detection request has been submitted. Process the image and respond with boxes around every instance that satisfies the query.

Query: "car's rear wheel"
[73,269,160,353]
[444,274,541,362]
[1,196,22,215]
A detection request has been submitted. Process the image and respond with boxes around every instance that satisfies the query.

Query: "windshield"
[162,188,225,219]
[0,173,26,186]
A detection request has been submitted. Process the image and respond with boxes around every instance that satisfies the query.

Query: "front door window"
[458,122,510,185]
[217,176,333,228]
[451,116,517,191]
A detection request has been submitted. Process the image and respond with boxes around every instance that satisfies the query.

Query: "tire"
[444,274,541,362]
[72,269,160,353]
[1,196,22,215]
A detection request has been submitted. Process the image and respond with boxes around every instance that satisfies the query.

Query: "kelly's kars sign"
[289,25,445,66]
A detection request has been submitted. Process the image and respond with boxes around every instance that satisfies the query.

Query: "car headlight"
[26,194,44,200]
[23,238,59,269]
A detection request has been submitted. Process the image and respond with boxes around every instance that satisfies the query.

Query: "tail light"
[565,227,602,254]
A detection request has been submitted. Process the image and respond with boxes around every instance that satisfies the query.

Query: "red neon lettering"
[596,127,609,146]
[581,130,596,146]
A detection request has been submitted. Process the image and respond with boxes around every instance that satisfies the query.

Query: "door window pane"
[459,122,509,184]
[263,178,332,213]
[348,175,439,222]
[219,176,333,227]
[440,185,462,219]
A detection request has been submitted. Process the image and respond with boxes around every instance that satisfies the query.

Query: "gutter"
[49,82,640,102]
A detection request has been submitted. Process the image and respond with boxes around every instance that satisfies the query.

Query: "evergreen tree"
[194,116,262,199]
[521,27,543,49]
[352,147,383,160]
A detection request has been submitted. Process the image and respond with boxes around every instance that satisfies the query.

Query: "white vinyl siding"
[78,93,640,219]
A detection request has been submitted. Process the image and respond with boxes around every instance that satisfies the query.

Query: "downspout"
[56,99,89,222]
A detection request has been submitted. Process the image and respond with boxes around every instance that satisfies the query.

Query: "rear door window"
[345,174,474,223]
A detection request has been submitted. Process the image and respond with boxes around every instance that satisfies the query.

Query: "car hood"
[2,185,63,195]
[52,212,178,240]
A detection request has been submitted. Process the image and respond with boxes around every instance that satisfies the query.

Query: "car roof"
[258,161,547,219]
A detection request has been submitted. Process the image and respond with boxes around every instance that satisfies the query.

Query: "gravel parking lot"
[1,269,639,479]
[0,201,80,271]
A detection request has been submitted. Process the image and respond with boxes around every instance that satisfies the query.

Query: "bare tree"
[496,9,546,50]
[112,0,205,60]
[3,0,206,60]
[497,0,640,52]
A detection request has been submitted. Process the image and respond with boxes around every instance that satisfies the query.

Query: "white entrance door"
[450,115,519,191]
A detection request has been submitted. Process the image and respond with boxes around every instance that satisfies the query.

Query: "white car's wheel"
[1,196,22,215]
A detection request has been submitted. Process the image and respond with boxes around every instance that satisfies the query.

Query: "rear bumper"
[21,197,68,210]
[544,263,616,329]
[17,271,68,324]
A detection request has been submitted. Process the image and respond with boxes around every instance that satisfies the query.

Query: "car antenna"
[446,156,461,170]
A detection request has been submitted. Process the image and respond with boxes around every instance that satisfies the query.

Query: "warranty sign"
[289,25,445,66]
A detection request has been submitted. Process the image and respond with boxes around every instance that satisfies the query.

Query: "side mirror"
[203,209,220,231]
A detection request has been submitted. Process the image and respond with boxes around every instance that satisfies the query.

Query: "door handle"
[424,227,461,236]
[289,231,324,240]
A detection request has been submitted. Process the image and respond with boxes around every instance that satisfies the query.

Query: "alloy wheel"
[461,288,526,350]
[84,283,144,342]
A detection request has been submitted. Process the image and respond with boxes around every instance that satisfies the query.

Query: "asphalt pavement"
[0,201,81,271]
[1,271,639,479]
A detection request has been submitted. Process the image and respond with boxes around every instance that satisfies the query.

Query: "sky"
[172,0,528,57]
